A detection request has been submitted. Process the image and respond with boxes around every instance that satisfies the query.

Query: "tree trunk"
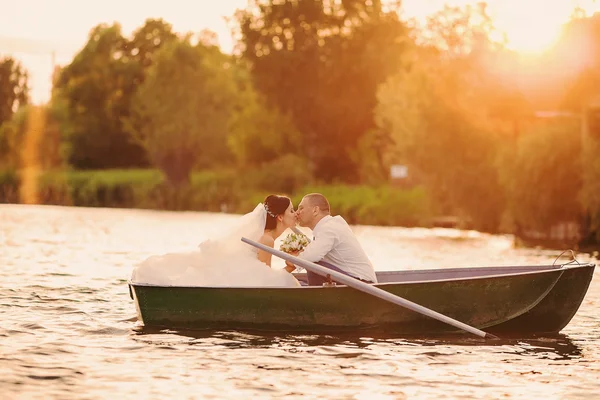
[158,151,194,187]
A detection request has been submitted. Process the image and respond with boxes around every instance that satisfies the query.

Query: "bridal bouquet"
[279,232,309,254]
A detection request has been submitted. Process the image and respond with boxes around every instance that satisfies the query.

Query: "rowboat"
[128,262,595,336]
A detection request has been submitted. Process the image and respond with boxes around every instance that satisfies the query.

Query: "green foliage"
[20,168,429,227]
[244,154,313,194]
[0,105,30,168]
[37,169,240,211]
[376,67,508,231]
[351,128,395,185]
[555,14,600,243]
[41,100,68,169]
[509,118,583,232]
[38,169,162,207]
[581,132,600,242]
[375,5,516,232]
[0,169,20,203]
[0,104,68,171]
[52,19,177,169]
[198,154,314,213]
[187,170,241,211]
[227,72,303,167]
[236,0,410,182]
[126,38,236,185]
[129,19,179,69]
[0,56,29,128]
[293,184,431,227]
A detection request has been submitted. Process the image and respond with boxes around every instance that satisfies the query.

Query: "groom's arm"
[297,229,336,263]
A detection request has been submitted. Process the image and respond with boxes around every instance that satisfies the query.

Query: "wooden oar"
[242,237,498,339]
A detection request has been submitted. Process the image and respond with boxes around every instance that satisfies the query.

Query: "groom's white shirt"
[299,215,378,283]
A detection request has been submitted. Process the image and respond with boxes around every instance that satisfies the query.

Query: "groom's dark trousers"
[307,261,374,286]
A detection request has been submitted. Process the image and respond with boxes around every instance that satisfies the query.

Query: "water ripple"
[1,204,599,399]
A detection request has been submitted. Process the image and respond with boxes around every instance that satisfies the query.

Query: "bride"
[130,195,300,287]
[131,195,300,287]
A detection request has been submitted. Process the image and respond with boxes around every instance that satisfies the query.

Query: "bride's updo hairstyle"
[264,195,291,230]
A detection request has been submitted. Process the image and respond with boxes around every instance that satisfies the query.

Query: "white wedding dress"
[130,204,300,287]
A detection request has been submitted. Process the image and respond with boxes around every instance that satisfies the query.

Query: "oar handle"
[242,237,497,339]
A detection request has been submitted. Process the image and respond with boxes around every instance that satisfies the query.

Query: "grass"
[0,168,433,227]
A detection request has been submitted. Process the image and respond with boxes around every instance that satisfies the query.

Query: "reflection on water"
[1,204,599,399]
[133,327,584,360]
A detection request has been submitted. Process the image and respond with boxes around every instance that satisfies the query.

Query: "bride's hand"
[284,264,296,273]
[283,250,300,272]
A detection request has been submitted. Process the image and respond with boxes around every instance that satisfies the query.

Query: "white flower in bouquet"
[279,232,309,254]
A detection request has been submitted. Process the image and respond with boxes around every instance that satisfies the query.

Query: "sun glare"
[501,20,563,54]
[402,0,594,55]
[494,2,572,55]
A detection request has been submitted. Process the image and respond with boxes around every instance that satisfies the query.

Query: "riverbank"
[2,167,598,252]
[0,168,431,227]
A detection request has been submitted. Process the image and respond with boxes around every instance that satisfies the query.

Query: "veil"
[131,203,301,287]
[198,203,267,258]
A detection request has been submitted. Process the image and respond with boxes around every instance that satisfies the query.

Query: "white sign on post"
[390,165,408,179]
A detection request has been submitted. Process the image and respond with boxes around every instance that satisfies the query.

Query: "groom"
[289,193,378,285]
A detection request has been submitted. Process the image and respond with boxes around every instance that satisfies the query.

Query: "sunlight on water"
[1,204,598,399]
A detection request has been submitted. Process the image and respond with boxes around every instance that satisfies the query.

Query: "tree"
[351,127,395,185]
[129,19,178,70]
[227,68,303,167]
[419,3,500,57]
[540,13,600,243]
[126,38,236,185]
[0,56,29,128]
[236,0,409,182]
[510,118,583,232]
[52,19,177,169]
[375,5,513,232]
[0,105,29,168]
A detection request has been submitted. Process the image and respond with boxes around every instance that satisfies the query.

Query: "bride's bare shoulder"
[258,233,275,247]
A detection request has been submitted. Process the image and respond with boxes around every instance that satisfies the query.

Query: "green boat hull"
[489,263,595,334]
[129,264,594,335]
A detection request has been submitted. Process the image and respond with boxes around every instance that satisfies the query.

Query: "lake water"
[1,204,598,399]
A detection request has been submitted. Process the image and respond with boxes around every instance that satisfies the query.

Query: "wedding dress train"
[130,204,300,288]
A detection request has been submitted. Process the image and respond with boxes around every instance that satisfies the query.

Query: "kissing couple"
[130,193,377,287]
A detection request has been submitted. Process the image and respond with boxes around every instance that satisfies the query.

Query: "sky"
[1,0,599,104]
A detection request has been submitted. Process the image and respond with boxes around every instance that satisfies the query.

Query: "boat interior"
[292,263,592,284]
